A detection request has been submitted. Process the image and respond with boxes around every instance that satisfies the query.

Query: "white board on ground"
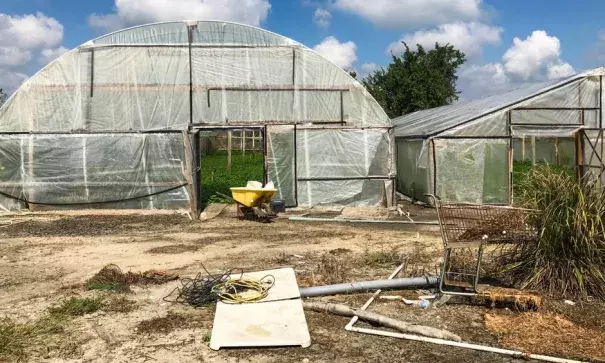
[225,267,300,302]
[209,267,310,350]
[209,299,311,350]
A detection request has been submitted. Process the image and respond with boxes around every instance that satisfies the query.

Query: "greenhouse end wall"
[0,21,394,213]
[396,138,509,205]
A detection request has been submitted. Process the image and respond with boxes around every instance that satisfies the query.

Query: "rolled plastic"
[299,276,439,298]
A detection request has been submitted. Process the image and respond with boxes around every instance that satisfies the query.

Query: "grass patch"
[502,165,605,299]
[513,160,574,195]
[201,151,264,207]
[49,297,103,317]
[0,315,69,362]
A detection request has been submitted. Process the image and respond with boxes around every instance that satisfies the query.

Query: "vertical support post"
[242,130,246,162]
[227,130,232,171]
[531,136,536,165]
[263,125,268,185]
[555,137,560,165]
[27,135,35,211]
[193,130,201,216]
[340,91,345,126]
[575,130,584,181]
[431,139,437,198]
[90,48,95,98]
[507,111,513,205]
[521,136,525,160]
[294,124,298,207]
[187,23,195,125]
[183,131,199,219]
[599,76,605,181]
[252,130,256,151]
[82,137,89,201]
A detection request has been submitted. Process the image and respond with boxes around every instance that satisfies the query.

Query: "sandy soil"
[0,206,602,362]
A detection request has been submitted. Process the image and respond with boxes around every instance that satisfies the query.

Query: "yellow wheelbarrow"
[230,186,278,222]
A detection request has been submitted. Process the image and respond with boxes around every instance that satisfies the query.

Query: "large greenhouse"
[0,21,394,216]
[394,68,605,204]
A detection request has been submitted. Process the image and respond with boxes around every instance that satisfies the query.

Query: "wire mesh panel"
[435,201,538,247]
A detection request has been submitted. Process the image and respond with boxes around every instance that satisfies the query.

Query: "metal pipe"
[288,216,439,225]
[299,276,438,297]
[346,327,583,363]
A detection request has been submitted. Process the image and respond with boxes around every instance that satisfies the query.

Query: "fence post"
[227,130,232,171]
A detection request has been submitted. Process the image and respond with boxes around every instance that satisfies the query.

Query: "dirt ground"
[0,206,603,363]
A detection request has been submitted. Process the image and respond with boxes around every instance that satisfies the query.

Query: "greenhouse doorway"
[197,127,266,207]
[511,132,577,198]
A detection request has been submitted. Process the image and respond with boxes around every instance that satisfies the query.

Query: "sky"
[1,0,605,99]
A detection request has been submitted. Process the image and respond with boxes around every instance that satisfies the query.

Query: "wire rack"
[434,200,539,247]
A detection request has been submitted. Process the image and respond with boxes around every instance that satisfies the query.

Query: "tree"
[348,70,358,80]
[362,42,466,118]
[0,88,6,108]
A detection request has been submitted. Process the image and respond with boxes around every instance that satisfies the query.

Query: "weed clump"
[501,165,605,299]
[85,264,178,292]
[49,297,103,317]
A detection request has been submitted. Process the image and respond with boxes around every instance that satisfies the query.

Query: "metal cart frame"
[427,194,538,296]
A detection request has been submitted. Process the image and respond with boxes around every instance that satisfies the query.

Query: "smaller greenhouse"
[394,68,605,204]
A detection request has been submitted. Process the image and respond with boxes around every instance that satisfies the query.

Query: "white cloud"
[89,0,272,32]
[313,8,331,29]
[0,12,63,49]
[0,47,31,67]
[0,68,28,95]
[360,62,379,78]
[39,46,69,65]
[503,30,574,81]
[313,36,357,70]
[334,0,482,29]
[457,31,575,99]
[390,22,502,60]
[457,63,509,99]
[0,12,65,97]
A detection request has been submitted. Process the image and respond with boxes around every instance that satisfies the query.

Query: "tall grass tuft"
[501,165,605,299]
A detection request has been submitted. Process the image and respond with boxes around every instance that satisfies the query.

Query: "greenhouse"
[0,21,394,216]
[393,68,605,204]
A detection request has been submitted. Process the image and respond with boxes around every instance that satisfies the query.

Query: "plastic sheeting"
[394,69,604,204]
[393,69,604,138]
[433,139,508,204]
[395,139,429,201]
[0,133,189,211]
[296,128,394,207]
[0,21,392,211]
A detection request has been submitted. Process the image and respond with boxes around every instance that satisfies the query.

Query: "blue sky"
[1,0,605,97]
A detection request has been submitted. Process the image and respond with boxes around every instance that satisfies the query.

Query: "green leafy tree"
[362,42,466,118]
[348,70,358,80]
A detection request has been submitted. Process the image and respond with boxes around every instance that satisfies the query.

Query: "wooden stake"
[227,130,232,171]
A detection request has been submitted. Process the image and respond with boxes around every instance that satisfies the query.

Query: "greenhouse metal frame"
[393,68,605,205]
[0,21,395,217]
